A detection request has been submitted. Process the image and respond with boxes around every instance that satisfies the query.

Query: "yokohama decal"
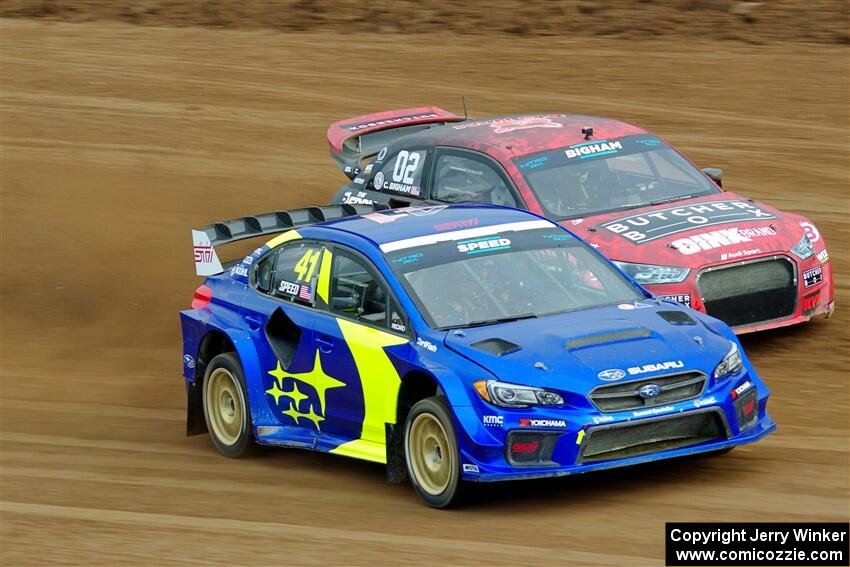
[600,200,776,244]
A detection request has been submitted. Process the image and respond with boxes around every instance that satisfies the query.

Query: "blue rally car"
[181,204,775,508]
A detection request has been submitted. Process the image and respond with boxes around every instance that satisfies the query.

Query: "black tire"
[202,352,255,458]
[404,396,466,508]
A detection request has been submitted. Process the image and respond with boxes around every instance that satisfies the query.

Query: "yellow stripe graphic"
[329,319,408,462]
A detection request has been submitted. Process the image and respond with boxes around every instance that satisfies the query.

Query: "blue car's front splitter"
[463,415,776,483]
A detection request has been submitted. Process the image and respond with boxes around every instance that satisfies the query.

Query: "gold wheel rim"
[206,368,244,446]
[407,413,453,496]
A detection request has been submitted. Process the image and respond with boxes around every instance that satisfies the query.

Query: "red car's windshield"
[513,135,720,220]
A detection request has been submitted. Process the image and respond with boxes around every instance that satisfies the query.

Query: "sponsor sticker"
[693,396,718,408]
[602,200,776,244]
[803,266,823,288]
[628,360,685,375]
[617,301,653,310]
[802,291,820,316]
[453,114,565,133]
[416,338,438,352]
[456,236,511,254]
[799,221,820,243]
[434,218,479,231]
[658,294,691,307]
[342,190,374,205]
[565,139,623,160]
[732,380,753,399]
[519,418,566,428]
[632,405,675,418]
[519,156,549,169]
[393,252,424,265]
[671,227,772,256]
[344,113,440,132]
[183,354,195,368]
[278,279,300,296]
[482,415,503,427]
[390,311,406,333]
[462,463,479,473]
[720,248,761,261]
[817,249,830,264]
[230,264,249,278]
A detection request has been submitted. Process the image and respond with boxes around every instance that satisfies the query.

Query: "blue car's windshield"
[514,135,720,220]
[384,224,644,329]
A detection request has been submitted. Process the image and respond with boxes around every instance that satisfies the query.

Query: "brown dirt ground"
[1,17,848,566]
[2,0,849,44]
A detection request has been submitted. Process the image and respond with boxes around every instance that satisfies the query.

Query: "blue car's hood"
[443,300,730,395]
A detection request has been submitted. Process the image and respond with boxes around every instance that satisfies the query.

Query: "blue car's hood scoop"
[444,302,729,395]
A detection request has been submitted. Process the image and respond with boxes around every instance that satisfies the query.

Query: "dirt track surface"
[3,0,850,44]
[1,18,848,566]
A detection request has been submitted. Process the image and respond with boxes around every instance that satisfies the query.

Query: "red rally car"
[327,107,834,333]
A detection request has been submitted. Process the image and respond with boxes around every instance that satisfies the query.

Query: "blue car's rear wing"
[191,204,380,276]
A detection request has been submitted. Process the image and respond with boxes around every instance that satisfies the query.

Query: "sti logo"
[193,244,214,263]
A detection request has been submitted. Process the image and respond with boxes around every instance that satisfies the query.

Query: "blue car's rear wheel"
[203,353,254,458]
[404,396,465,508]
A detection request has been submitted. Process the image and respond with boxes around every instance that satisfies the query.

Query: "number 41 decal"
[294,249,321,282]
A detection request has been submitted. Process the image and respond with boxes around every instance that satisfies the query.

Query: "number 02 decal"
[294,248,321,282]
[392,150,421,185]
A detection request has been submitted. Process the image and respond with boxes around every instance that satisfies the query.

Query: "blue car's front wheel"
[404,396,466,508]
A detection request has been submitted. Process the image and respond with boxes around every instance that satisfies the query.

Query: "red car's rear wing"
[327,106,464,178]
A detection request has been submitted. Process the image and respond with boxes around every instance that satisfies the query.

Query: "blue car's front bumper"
[454,373,775,482]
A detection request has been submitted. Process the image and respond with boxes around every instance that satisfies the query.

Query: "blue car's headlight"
[713,342,743,381]
[790,233,814,260]
[612,261,690,284]
[474,380,564,408]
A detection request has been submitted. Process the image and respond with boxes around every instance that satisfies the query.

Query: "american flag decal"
[299,284,312,301]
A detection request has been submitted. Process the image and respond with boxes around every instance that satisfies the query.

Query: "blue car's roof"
[318,204,554,248]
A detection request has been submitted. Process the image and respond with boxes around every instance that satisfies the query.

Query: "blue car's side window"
[329,250,388,327]
[254,240,325,308]
[327,247,410,336]
[254,250,277,293]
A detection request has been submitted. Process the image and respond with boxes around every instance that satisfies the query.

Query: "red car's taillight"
[191,285,212,309]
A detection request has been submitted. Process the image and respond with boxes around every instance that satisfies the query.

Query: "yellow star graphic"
[280,403,325,431]
[281,404,303,425]
[291,350,345,416]
[281,382,309,411]
[298,405,325,431]
[268,361,287,389]
[265,381,287,405]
